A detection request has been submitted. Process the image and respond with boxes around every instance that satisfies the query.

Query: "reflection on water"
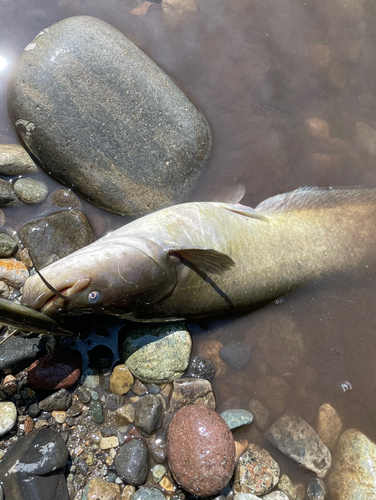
[2,0,376,490]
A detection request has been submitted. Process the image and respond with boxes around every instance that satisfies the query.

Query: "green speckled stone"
[90,401,104,425]
[220,409,254,430]
[131,487,166,500]
[122,323,192,384]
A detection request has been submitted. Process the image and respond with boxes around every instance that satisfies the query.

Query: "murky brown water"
[2,0,376,490]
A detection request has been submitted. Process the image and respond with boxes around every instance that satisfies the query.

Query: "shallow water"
[2,0,376,491]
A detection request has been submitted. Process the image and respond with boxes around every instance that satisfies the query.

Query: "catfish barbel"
[21,186,376,321]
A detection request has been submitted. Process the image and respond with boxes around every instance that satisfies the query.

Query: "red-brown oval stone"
[167,405,236,497]
[27,350,82,390]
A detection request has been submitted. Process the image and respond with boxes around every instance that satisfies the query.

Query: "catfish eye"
[88,291,100,303]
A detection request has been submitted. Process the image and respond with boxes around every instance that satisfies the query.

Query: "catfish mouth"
[22,275,91,315]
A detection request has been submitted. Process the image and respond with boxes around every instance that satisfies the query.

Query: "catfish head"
[21,236,179,317]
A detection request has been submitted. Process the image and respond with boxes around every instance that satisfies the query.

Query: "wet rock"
[13,178,48,204]
[316,403,342,450]
[52,411,67,424]
[304,118,330,139]
[307,477,326,500]
[130,488,165,500]
[0,281,9,297]
[152,464,166,482]
[87,344,113,372]
[267,413,331,478]
[0,402,17,436]
[100,436,119,450]
[251,311,305,375]
[0,179,17,207]
[252,376,290,414]
[9,16,212,217]
[28,350,82,390]
[0,258,29,288]
[83,477,121,500]
[114,439,148,486]
[219,341,251,370]
[90,401,104,425]
[135,394,164,436]
[0,334,46,374]
[263,493,290,500]
[19,210,95,269]
[74,385,91,404]
[39,388,72,411]
[106,393,124,411]
[150,426,168,463]
[220,409,253,430]
[235,439,248,463]
[248,399,270,431]
[186,356,215,381]
[110,364,134,396]
[328,428,376,499]
[234,443,280,495]
[278,474,298,500]
[81,368,100,389]
[167,405,235,496]
[0,234,17,258]
[233,495,260,500]
[196,339,228,376]
[0,144,38,175]
[50,188,82,210]
[132,379,147,396]
[115,403,135,425]
[3,374,17,395]
[168,377,215,413]
[122,323,192,384]
[0,428,69,500]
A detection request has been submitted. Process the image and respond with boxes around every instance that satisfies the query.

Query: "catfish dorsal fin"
[168,247,235,275]
[225,203,270,222]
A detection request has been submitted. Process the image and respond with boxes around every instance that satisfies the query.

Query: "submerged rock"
[19,209,95,269]
[267,413,331,478]
[328,428,376,499]
[9,16,212,216]
[167,405,236,496]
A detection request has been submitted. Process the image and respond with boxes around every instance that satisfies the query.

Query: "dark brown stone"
[27,350,82,390]
[167,405,235,497]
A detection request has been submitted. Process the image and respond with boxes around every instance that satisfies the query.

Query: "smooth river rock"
[167,405,236,496]
[8,16,212,216]
[19,209,95,269]
[328,428,376,499]
[121,322,192,384]
[267,413,331,478]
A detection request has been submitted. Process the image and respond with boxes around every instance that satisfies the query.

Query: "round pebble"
[28,350,82,390]
[219,341,251,370]
[110,364,134,395]
[0,402,17,437]
[167,405,236,496]
[13,178,48,204]
[114,439,148,486]
[83,477,121,500]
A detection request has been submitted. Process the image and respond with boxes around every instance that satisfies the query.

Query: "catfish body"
[21,187,376,320]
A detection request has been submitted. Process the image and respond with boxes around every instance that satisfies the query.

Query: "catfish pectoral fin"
[168,247,235,275]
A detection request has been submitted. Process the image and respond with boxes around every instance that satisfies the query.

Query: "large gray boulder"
[8,16,212,216]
